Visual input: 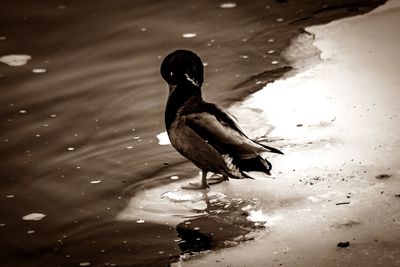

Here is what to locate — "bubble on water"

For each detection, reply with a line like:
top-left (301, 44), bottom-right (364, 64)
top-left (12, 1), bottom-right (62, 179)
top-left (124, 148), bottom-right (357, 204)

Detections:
top-left (158, 251), bottom-right (164, 254)
top-left (0, 55), bottom-right (31, 66)
top-left (276, 18), bottom-right (284, 22)
top-left (220, 2), bottom-right (237, 8)
top-left (271, 60), bottom-right (279, 65)
top-left (50, 114), bottom-right (57, 118)
top-left (268, 50), bottom-right (275, 54)
top-left (239, 55), bottom-right (248, 59)
top-left (67, 147), bottom-right (75, 151)
top-left (6, 195), bottom-right (14, 198)
top-left (136, 219), bottom-right (145, 224)
top-left (90, 180), bottom-right (101, 184)
top-left (19, 110), bottom-right (27, 114)
top-left (0, 36), bottom-right (6, 41)
top-left (79, 262), bottom-right (91, 267)
top-left (268, 38), bottom-right (275, 43)
top-left (170, 175), bottom-right (179, 180)
top-left (0, 223), bottom-right (5, 227)
top-left (126, 146), bottom-right (133, 149)
top-left (182, 33), bottom-right (197, 38)
top-left (22, 213), bottom-right (46, 221)
top-left (27, 230), bottom-right (35, 234)
top-left (140, 27), bottom-right (147, 32)
top-left (32, 68), bottom-right (46, 74)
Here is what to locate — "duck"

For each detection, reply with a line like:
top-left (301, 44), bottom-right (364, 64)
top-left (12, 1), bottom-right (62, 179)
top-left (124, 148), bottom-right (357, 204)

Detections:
top-left (160, 49), bottom-right (283, 189)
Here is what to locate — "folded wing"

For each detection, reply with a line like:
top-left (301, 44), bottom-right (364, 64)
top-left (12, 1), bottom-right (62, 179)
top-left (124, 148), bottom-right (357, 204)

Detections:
top-left (184, 104), bottom-right (282, 159)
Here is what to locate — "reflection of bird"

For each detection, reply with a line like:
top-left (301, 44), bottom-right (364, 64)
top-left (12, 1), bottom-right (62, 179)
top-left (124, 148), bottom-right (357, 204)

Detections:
top-left (161, 50), bottom-right (283, 189)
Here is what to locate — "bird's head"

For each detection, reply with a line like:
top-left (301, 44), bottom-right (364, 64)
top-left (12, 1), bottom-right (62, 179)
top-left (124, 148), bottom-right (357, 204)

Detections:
top-left (160, 50), bottom-right (204, 90)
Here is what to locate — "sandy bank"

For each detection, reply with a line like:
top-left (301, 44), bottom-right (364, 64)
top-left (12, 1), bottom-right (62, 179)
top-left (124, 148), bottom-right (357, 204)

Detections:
top-left (175, 1), bottom-right (400, 266)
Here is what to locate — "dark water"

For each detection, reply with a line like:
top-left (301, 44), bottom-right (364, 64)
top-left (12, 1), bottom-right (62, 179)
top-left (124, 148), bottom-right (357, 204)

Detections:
top-left (0, 0), bottom-right (385, 266)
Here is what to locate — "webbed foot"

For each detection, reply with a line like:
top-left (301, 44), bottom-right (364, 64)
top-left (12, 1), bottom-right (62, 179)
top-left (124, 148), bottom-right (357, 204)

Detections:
top-left (181, 182), bottom-right (209, 190)
top-left (207, 174), bottom-right (229, 185)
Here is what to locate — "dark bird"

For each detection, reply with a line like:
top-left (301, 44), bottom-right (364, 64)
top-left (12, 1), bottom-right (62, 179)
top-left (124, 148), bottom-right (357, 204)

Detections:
top-left (161, 50), bottom-right (283, 189)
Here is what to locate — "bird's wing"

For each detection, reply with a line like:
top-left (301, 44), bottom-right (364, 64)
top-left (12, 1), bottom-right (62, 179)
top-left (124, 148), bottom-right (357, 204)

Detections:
top-left (184, 107), bottom-right (266, 159)
top-left (206, 104), bottom-right (284, 155)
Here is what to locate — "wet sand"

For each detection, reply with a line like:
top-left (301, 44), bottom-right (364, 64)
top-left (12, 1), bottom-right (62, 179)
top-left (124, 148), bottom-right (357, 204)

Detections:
top-left (174, 1), bottom-right (400, 266)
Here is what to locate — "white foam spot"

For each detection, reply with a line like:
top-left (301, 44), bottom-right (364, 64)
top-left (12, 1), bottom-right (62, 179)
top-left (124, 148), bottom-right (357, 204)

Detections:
top-left (6, 195), bottom-right (14, 198)
top-left (90, 180), bottom-right (101, 184)
top-left (182, 33), bottom-right (197, 38)
top-left (19, 110), bottom-right (27, 114)
top-left (67, 147), bottom-right (75, 151)
top-left (0, 55), bottom-right (31, 66)
top-left (220, 2), bottom-right (237, 8)
top-left (79, 262), bottom-right (91, 266)
top-left (247, 210), bottom-right (268, 223)
top-left (27, 230), bottom-right (35, 234)
top-left (22, 213), bottom-right (46, 221)
top-left (156, 131), bottom-right (170, 145)
top-left (32, 68), bottom-right (46, 74)
top-left (170, 175), bottom-right (179, 180)
top-left (136, 219), bottom-right (145, 224)
top-left (271, 60), bottom-right (279, 65)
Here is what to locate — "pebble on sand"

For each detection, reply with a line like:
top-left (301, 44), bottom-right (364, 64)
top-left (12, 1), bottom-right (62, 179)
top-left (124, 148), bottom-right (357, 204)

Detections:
top-left (337, 241), bottom-right (350, 248)
top-left (375, 174), bottom-right (391, 179)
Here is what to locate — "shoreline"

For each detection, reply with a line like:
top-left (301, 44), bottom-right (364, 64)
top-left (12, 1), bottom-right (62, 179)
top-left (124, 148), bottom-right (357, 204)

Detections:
top-left (172, 1), bottom-right (400, 266)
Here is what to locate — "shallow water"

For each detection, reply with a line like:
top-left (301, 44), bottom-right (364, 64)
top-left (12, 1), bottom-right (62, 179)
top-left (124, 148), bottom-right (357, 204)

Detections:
top-left (0, 0), bottom-right (384, 266)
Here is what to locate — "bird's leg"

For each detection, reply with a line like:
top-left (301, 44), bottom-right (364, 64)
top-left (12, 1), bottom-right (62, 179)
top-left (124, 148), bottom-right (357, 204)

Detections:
top-left (207, 173), bottom-right (229, 185)
top-left (182, 170), bottom-right (210, 190)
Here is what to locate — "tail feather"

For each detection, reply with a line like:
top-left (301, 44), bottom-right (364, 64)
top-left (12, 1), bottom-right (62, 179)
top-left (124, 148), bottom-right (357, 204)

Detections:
top-left (232, 155), bottom-right (272, 177)
top-left (256, 141), bottom-right (284, 155)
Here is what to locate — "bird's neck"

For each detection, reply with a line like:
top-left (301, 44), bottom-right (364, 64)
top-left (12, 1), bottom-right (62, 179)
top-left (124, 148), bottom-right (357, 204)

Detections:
top-left (165, 84), bottom-right (202, 130)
